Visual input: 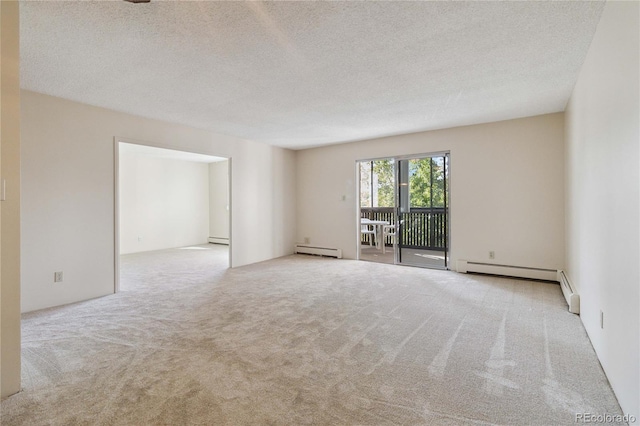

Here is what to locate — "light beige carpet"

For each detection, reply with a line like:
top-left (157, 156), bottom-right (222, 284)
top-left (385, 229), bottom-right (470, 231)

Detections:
top-left (1, 244), bottom-right (624, 425)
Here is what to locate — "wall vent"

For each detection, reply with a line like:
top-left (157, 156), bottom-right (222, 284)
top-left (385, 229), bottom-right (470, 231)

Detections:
top-left (294, 245), bottom-right (342, 259)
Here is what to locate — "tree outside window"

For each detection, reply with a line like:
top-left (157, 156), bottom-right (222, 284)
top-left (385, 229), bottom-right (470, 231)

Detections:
top-left (360, 160), bottom-right (394, 208)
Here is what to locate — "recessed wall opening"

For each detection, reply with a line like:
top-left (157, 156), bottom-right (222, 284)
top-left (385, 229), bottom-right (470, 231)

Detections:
top-left (115, 140), bottom-right (231, 291)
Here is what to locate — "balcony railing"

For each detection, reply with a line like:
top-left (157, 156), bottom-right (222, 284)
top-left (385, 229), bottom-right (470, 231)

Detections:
top-left (360, 207), bottom-right (448, 251)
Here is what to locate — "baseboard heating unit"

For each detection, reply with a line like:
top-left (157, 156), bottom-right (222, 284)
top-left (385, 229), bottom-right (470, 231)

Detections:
top-left (294, 245), bottom-right (342, 259)
top-left (557, 270), bottom-right (580, 314)
top-left (457, 260), bottom-right (580, 314)
top-left (208, 237), bottom-right (229, 245)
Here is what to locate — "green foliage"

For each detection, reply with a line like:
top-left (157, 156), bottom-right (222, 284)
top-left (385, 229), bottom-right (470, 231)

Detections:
top-left (373, 159), bottom-right (394, 207)
top-left (359, 162), bottom-right (372, 207)
top-left (360, 156), bottom-right (447, 209)
top-left (408, 157), bottom-right (446, 208)
top-left (359, 160), bottom-right (395, 207)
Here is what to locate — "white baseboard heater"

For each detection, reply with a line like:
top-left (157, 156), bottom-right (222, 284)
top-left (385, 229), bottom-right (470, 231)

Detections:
top-left (208, 237), bottom-right (229, 245)
top-left (457, 260), bottom-right (580, 314)
top-left (557, 270), bottom-right (580, 314)
top-left (456, 260), bottom-right (557, 281)
top-left (294, 245), bottom-right (342, 259)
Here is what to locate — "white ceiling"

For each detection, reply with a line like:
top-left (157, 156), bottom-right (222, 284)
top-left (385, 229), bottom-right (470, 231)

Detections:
top-left (20, 1), bottom-right (605, 150)
top-left (119, 142), bottom-right (226, 163)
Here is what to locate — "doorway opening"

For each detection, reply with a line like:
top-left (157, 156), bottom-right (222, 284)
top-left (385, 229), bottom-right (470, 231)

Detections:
top-left (114, 139), bottom-right (231, 291)
top-left (358, 152), bottom-right (450, 269)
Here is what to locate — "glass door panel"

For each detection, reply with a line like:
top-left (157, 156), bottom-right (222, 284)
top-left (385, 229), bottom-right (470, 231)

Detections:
top-left (396, 154), bottom-right (449, 269)
top-left (358, 159), bottom-right (396, 264)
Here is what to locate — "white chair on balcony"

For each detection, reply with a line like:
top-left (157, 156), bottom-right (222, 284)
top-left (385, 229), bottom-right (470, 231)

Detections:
top-left (361, 223), bottom-right (377, 247)
top-left (382, 224), bottom-right (397, 254)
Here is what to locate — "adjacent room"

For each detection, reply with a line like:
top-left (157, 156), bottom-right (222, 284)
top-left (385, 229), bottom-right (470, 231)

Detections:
top-left (1, 1), bottom-right (637, 425)
top-left (117, 142), bottom-right (230, 285)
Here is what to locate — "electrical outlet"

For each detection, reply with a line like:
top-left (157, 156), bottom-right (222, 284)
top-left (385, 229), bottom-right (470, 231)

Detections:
top-left (304, 237), bottom-right (310, 244)
top-left (489, 251), bottom-right (495, 259)
top-left (54, 271), bottom-right (63, 283)
top-left (600, 310), bottom-right (604, 329)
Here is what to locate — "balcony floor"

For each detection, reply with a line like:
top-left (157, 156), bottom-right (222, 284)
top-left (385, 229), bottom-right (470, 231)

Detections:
top-left (360, 244), bottom-right (447, 269)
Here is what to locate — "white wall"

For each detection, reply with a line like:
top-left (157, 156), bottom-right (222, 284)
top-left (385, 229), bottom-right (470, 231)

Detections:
top-left (209, 160), bottom-right (230, 242)
top-left (565, 0), bottom-right (639, 419)
top-left (21, 90), bottom-right (296, 313)
top-left (1, 0), bottom-right (22, 399)
top-left (296, 113), bottom-right (565, 270)
top-left (119, 151), bottom-right (210, 254)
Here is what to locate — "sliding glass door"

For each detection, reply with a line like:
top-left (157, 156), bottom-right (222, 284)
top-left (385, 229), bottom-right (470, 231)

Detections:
top-left (358, 152), bottom-right (449, 269)
top-left (358, 159), bottom-right (395, 264)
top-left (395, 154), bottom-right (449, 269)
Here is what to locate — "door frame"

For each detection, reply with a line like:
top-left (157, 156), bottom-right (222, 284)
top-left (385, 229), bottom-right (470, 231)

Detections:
top-left (355, 156), bottom-right (397, 262)
top-left (113, 136), bottom-right (232, 292)
top-left (356, 151), bottom-right (451, 269)
top-left (394, 151), bottom-right (450, 270)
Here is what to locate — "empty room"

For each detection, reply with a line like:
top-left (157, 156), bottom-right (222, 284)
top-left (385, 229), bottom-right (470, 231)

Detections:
top-left (1, 1), bottom-right (638, 425)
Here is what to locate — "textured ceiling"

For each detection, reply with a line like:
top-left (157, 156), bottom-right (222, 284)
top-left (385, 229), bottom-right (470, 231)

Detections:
top-left (20, 1), bottom-right (605, 149)
top-left (119, 142), bottom-right (226, 163)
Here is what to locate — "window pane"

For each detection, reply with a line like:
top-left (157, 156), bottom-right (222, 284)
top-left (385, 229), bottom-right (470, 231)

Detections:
top-left (372, 159), bottom-right (394, 207)
top-left (359, 161), bottom-right (372, 208)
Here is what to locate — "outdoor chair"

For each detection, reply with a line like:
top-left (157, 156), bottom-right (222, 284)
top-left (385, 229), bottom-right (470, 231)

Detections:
top-left (382, 224), bottom-right (396, 254)
top-left (361, 223), bottom-right (376, 247)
